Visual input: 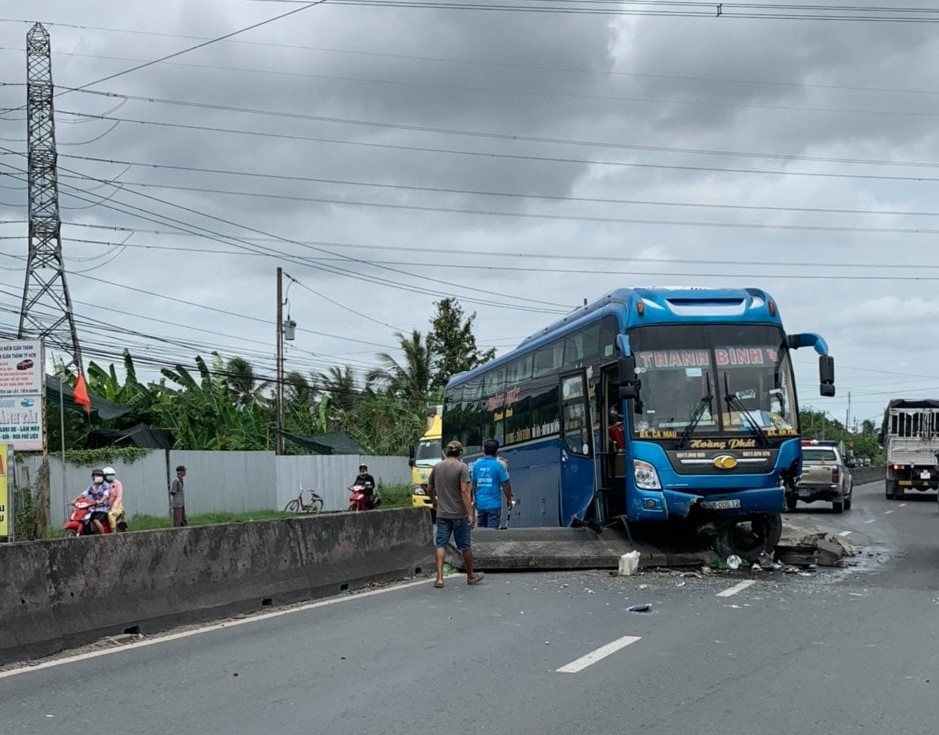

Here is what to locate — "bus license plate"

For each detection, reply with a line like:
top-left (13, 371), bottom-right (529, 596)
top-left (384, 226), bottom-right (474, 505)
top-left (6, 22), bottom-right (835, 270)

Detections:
top-left (701, 499), bottom-right (741, 510)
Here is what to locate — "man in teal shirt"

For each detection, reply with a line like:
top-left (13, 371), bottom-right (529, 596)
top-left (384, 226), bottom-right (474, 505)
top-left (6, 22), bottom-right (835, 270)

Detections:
top-left (471, 438), bottom-right (513, 529)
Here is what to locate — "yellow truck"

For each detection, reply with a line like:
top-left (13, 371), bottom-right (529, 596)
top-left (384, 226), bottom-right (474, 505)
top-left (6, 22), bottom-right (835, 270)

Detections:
top-left (408, 413), bottom-right (442, 508)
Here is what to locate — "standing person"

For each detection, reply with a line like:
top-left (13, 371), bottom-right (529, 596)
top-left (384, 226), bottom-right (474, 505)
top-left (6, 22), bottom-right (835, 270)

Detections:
top-left (102, 466), bottom-right (127, 532)
top-left (471, 438), bottom-right (513, 529)
top-left (427, 440), bottom-right (483, 588)
top-left (170, 465), bottom-right (187, 527)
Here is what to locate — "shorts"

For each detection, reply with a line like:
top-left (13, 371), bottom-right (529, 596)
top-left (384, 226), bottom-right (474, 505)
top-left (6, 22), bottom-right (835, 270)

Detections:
top-left (435, 517), bottom-right (472, 551)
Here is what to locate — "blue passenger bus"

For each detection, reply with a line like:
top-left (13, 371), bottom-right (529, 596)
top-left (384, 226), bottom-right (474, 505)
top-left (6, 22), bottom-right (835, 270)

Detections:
top-left (443, 287), bottom-right (835, 560)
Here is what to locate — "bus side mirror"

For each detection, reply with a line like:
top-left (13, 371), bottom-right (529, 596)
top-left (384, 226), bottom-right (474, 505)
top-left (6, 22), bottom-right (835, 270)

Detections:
top-left (408, 446), bottom-right (415, 466)
top-left (618, 355), bottom-right (639, 400)
top-left (819, 355), bottom-right (835, 397)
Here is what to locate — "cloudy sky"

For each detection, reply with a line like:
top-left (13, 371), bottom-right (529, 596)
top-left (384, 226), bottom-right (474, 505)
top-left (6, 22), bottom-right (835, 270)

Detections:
top-left (2, 0), bottom-right (939, 429)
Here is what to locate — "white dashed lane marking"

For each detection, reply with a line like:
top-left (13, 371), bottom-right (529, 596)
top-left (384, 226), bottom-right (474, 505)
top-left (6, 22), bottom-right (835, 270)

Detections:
top-left (716, 580), bottom-right (756, 598)
top-left (864, 519), bottom-right (876, 524)
top-left (556, 635), bottom-right (642, 673)
top-left (838, 531), bottom-right (852, 537)
top-left (885, 510), bottom-right (894, 515)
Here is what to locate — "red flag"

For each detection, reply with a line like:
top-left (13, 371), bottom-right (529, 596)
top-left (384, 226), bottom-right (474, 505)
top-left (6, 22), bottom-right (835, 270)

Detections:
top-left (73, 373), bottom-right (92, 414)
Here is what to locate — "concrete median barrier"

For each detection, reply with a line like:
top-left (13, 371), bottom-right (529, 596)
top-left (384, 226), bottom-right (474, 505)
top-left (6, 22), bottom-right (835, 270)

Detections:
top-left (0, 508), bottom-right (434, 665)
top-left (851, 466), bottom-right (884, 486)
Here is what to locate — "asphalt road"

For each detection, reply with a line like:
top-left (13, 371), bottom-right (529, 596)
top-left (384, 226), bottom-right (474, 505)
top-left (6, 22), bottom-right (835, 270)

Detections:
top-left (2, 480), bottom-right (938, 735)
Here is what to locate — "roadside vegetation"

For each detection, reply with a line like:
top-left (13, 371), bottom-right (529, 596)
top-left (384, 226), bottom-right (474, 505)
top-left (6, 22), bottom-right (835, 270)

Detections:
top-left (45, 298), bottom-right (491, 456)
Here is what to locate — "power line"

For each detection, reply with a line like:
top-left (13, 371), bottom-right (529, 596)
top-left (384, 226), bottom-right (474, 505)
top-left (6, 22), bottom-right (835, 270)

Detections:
top-left (56, 173), bottom-right (939, 236)
top-left (61, 92), bottom-right (939, 169)
top-left (174, 0), bottom-right (939, 24)
top-left (51, 230), bottom-right (939, 272)
top-left (2, 155), bottom-right (571, 313)
top-left (55, 110), bottom-right (939, 185)
top-left (8, 16), bottom-right (939, 99)
top-left (58, 153), bottom-right (939, 219)
top-left (33, 237), bottom-right (939, 280)
top-left (61, 74), bottom-right (939, 123)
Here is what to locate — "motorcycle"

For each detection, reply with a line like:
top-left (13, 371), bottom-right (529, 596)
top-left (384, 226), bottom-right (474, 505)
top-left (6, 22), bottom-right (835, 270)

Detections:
top-left (61, 496), bottom-right (113, 537)
top-left (348, 481), bottom-right (380, 512)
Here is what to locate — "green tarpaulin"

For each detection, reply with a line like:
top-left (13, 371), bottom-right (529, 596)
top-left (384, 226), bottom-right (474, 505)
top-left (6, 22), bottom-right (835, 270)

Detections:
top-left (45, 376), bottom-right (132, 421)
top-left (279, 430), bottom-right (367, 455)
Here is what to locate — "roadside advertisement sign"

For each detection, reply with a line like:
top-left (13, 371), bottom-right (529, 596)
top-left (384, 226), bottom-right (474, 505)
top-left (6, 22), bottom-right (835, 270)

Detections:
top-left (0, 340), bottom-right (44, 451)
top-left (0, 442), bottom-right (9, 539)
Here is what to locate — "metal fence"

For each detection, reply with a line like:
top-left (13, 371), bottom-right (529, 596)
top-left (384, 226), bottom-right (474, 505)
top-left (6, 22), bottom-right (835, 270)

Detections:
top-left (17, 451), bottom-right (410, 527)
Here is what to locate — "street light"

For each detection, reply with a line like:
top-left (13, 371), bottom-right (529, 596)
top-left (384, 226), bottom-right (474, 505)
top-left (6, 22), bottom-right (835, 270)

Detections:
top-left (276, 268), bottom-right (296, 455)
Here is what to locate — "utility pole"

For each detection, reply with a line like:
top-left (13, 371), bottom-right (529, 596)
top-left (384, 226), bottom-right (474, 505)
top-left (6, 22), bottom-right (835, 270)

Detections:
top-left (275, 267), bottom-right (297, 455)
top-left (845, 391), bottom-right (852, 434)
top-left (19, 23), bottom-right (82, 367)
top-left (276, 267), bottom-right (284, 455)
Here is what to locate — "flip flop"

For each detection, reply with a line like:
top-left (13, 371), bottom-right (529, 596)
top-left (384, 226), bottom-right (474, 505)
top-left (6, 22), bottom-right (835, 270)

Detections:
top-left (467, 573), bottom-right (485, 585)
top-left (434, 580), bottom-right (444, 588)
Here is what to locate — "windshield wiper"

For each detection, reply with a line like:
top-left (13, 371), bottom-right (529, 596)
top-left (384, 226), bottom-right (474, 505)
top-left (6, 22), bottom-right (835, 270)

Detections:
top-left (676, 373), bottom-right (713, 449)
top-left (723, 372), bottom-right (769, 447)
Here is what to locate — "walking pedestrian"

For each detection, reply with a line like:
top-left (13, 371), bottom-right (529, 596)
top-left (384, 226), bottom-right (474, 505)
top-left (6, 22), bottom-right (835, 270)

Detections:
top-left (170, 465), bottom-right (188, 527)
top-left (471, 438), bottom-right (512, 529)
top-left (427, 440), bottom-right (483, 588)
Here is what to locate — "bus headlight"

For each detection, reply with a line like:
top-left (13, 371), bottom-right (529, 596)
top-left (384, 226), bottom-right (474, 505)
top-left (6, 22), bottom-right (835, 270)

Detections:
top-left (412, 485), bottom-right (426, 495)
top-left (633, 460), bottom-right (662, 490)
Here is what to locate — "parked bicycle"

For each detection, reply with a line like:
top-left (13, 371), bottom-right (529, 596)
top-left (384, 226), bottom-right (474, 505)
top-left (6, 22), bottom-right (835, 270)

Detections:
top-left (283, 483), bottom-right (324, 513)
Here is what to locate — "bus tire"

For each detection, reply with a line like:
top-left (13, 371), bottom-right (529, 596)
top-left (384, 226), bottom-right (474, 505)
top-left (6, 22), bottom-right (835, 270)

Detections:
top-left (712, 513), bottom-right (782, 563)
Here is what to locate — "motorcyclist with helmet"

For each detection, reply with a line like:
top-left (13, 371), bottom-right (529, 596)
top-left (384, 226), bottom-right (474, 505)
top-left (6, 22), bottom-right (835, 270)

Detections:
top-left (352, 464), bottom-right (377, 509)
top-left (81, 468), bottom-right (112, 535)
top-left (102, 466), bottom-right (127, 532)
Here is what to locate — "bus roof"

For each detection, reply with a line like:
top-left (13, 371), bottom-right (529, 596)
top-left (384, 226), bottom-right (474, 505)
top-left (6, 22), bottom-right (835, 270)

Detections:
top-left (447, 286), bottom-right (782, 389)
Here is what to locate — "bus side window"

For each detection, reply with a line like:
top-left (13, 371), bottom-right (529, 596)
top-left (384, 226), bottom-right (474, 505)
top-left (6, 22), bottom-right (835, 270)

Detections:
top-left (445, 386), bottom-right (463, 445)
top-left (564, 323), bottom-right (599, 369)
top-left (599, 316), bottom-right (617, 359)
top-left (533, 341), bottom-right (563, 378)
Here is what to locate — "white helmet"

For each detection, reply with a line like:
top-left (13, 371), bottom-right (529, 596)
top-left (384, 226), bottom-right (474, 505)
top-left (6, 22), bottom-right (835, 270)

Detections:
top-left (102, 466), bottom-right (116, 478)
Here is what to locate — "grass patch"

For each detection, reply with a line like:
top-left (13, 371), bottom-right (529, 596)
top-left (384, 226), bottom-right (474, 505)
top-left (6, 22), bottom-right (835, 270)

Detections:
top-left (126, 495), bottom-right (418, 531)
top-left (379, 482), bottom-right (413, 509)
top-left (128, 510), bottom-right (293, 531)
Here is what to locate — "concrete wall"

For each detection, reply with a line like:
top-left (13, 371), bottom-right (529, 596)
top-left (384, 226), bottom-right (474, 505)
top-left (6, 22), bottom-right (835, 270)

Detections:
top-left (0, 507), bottom-right (434, 665)
top-left (17, 452), bottom-right (410, 526)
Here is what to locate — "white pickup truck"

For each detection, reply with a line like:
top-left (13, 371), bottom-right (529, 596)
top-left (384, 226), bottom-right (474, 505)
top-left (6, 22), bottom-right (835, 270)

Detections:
top-left (787, 439), bottom-right (853, 513)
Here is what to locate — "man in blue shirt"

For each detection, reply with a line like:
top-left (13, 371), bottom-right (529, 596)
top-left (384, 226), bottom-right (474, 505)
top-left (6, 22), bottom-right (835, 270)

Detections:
top-left (471, 438), bottom-right (513, 529)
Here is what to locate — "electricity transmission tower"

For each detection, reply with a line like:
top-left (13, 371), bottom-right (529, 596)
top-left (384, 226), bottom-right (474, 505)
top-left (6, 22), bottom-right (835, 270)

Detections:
top-left (19, 22), bottom-right (82, 369)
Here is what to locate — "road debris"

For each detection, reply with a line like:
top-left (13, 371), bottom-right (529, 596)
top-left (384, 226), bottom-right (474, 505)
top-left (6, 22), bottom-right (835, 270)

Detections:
top-left (618, 550), bottom-right (640, 576)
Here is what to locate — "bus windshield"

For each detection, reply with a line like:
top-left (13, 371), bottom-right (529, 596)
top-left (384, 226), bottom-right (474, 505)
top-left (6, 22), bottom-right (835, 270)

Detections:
top-left (629, 324), bottom-right (798, 437)
top-left (414, 439), bottom-right (442, 464)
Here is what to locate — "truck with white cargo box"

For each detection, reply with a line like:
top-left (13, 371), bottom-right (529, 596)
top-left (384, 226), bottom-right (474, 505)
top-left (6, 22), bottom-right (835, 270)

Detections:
top-left (880, 399), bottom-right (939, 499)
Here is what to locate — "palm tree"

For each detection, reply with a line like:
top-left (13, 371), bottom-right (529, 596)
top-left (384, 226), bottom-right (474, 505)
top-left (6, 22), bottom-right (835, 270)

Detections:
top-left (316, 365), bottom-right (361, 417)
top-left (225, 356), bottom-right (267, 408)
top-left (368, 330), bottom-right (433, 409)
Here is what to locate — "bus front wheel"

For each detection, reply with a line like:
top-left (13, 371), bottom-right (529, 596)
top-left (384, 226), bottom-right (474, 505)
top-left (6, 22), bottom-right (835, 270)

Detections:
top-left (710, 513), bottom-right (782, 563)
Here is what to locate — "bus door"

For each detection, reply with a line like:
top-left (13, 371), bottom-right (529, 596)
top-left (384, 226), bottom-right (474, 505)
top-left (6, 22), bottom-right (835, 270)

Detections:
top-left (598, 364), bottom-right (627, 519)
top-left (559, 370), bottom-right (595, 526)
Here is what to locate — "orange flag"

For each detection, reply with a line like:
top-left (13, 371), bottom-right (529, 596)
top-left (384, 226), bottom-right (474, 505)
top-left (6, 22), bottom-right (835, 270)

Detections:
top-left (73, 373), bottom-right (92, 415)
